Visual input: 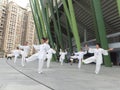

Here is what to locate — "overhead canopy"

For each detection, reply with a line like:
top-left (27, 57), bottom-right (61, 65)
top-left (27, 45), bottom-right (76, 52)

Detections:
top-left (59, 0), bottom-right (120, 43)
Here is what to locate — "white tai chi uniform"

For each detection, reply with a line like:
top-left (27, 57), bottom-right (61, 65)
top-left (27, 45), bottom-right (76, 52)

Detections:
top-left (59, 51), bottom-right (67, 65)
top-left (71, 51), bottom-right (87, 69)
top-left (33, 45), bottom-right (40, 52)
top-left (38, 43), bottom-right (50, 73)
top-left (11, 50), bottom-right (21, 63)
top-left (46, 48), bottom-right (56, 68)
top-left (83, 48), bottom-right (108, 74)
top-left (26, 45), bottom-right (41, 62)
top-left (26, 44), bottom-right (50, 73)
top-left (19, 45), bottom-right (30, 66)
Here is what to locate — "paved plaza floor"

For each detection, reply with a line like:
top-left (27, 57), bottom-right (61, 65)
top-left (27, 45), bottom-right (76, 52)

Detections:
top-left (0, 58), bottom-right (120, 90)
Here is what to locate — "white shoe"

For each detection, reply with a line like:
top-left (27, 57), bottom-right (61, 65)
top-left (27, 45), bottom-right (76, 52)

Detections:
top-left (38, 71), bottom-right (43, 74)
top-left (47, 67), bottom-right (49, 69)
top-left (95, 71), bottom-right (99, 74)
top-left (22, 64), bottom-right (24, 67)
top-left (25, 58), bottom-right (27, 63)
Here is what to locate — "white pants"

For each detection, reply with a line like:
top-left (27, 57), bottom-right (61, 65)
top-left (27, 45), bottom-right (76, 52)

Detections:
top-left (83, 56), bottom-right (102, 74)
top-left (26, 53), bottom-right (39, 62)
top-left (21, 51), bottom-right (28, 66)
top-left (78, 59), bottom-right (82, 69)
top-left (59, 57), bottom-right (64, 65)
top-left (46, 54), bottom-right (52, 68)
top-left (38, 52), bottom-right (46, 73)
top-left (14, 55), bottom-right (19, 63)
top-left (38, 59), bottom-right (44, 73)
top-left (47, 58), bottom-right (52, 68)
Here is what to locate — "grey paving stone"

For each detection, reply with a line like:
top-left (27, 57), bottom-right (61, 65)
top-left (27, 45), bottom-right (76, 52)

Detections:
top-left (1, 58), bottom-right (120, 90)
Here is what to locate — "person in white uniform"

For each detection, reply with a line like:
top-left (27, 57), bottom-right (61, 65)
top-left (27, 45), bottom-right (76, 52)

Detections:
top-left (33, 44), bottom-right (41, 52)
top-left (26, 38), bottom-right (50, 74)
top-left (19, 42), bottom-right (30, 66)
top-left (59, 49), bottom-right (67, 65)
top-left (46, 48), bottom-right (56, 68)
top-left (38, 38), bottom-right (50, 73)
top-left (11, 47), bottom-right (21, 63)
top-left (70, 48), bottom-right (87, 69)
top-left (83, 43), bottom-right (113, 74)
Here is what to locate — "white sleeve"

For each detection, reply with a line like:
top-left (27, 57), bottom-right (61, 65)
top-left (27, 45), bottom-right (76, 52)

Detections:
top-left (46, 44), bottom-right (50, 51)
top-left (33, 45), bottom-right (40, 51)
top-left (102, 49), bottom-right (108, 55)
top-left (65, 51), bottom-right (67, 55)
top-left (74, 52), bottom-right (79, 55)
top-left (88, 48), bottom-right (95, 53)
top-left (19, 45), bottom-right (25, 49)
top-left (18, 50), bottom-right (22, 54)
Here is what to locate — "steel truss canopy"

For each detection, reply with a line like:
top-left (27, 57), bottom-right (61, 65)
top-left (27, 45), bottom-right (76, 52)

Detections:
top-left (59, 0), bottom-right (120, 44)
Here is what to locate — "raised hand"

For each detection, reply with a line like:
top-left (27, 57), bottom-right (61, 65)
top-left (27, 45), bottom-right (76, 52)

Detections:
top-left (108, 48), bottom-right (114, 51)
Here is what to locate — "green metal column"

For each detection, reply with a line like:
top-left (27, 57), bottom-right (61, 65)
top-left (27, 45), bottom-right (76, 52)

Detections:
top-left (90, 0), bottom-right (100, 43)
top-left (91, 0), bottom-right (112, 67)
top-left (55, 0), bottom-right (64, 49)
top-left (65, 15), bottom-right (73, 53)
top-left (39, 0), bottom-right (54, 48)
top-left (29, 0), bottom-right (43, 42)
top-left (48, 0), bottom-right (64, 50)
top-left (62, 0), bottom-right (81, 51)
top-left (35, 0), bottom-right (47, 37)
top-left (117, 0), bottom-right (120, 15)
top-left (68, 0), bottom-right (81, 51)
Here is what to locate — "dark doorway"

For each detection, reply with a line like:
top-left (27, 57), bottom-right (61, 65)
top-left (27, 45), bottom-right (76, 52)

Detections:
top-left (110, 52), bottom-right (117, 65)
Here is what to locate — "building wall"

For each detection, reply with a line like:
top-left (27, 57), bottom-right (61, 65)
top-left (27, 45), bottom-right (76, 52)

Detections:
top-left (0, 0), bottom-right (8, 57)
top-left (25, 11), bottom-right (37, 54)
top-left (3, 2), bottom-right (26, 52)
top-left (26, 11), bottom-right (35, 46)
top-left (0, 2), bottom-right (7, 51)
top-left (2, 1), bottom-right (39, 55)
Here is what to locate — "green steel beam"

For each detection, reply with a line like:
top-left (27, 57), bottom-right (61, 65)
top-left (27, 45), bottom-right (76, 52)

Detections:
top-left (91, 0), bottom-right (112, 67)
top-left (67, 0), bottom-right (81, 51)
top-left (29, 0), bottom-right (42, 42)
top-left (48, 0), bottom-right (63, 49)
top-left (62, 0), bottom-right (81, 51)
top-left (29, 0), bottom-right (40, 40)
top-left (117, 0), bottom-right (120, 15)
top-left (33, 0), bottom-right (44, 37)
top-left (45, 3), bottom-right (50, 36)
top-left (39, 0), bottom-right (54, 48)
top-left (55, 0), bottom-right (64, 49)
top-left (65, 15), bottom-right (73, 53)
top-left (35, 0), bottom-right (47, 37)
top-left (90, 0), bottom-right (100, 43)
top-left (61, 0), bottom-right (72, 27)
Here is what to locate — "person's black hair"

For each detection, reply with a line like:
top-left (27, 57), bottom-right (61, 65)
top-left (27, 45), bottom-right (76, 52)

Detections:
top-left (42, 37), bottom-right (46, 40)
top-left (16, 47), bottom-right (19, 49)
top-left (84, 43), bottom-right (88, 47)
top-left (96, 43), bottom-right (101, 47)
top-left (41, 37), bottom-right (48, 42)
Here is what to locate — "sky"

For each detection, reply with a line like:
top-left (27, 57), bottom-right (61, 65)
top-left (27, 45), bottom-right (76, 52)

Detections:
top-left (9, 0), bottom-right (29, 8)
